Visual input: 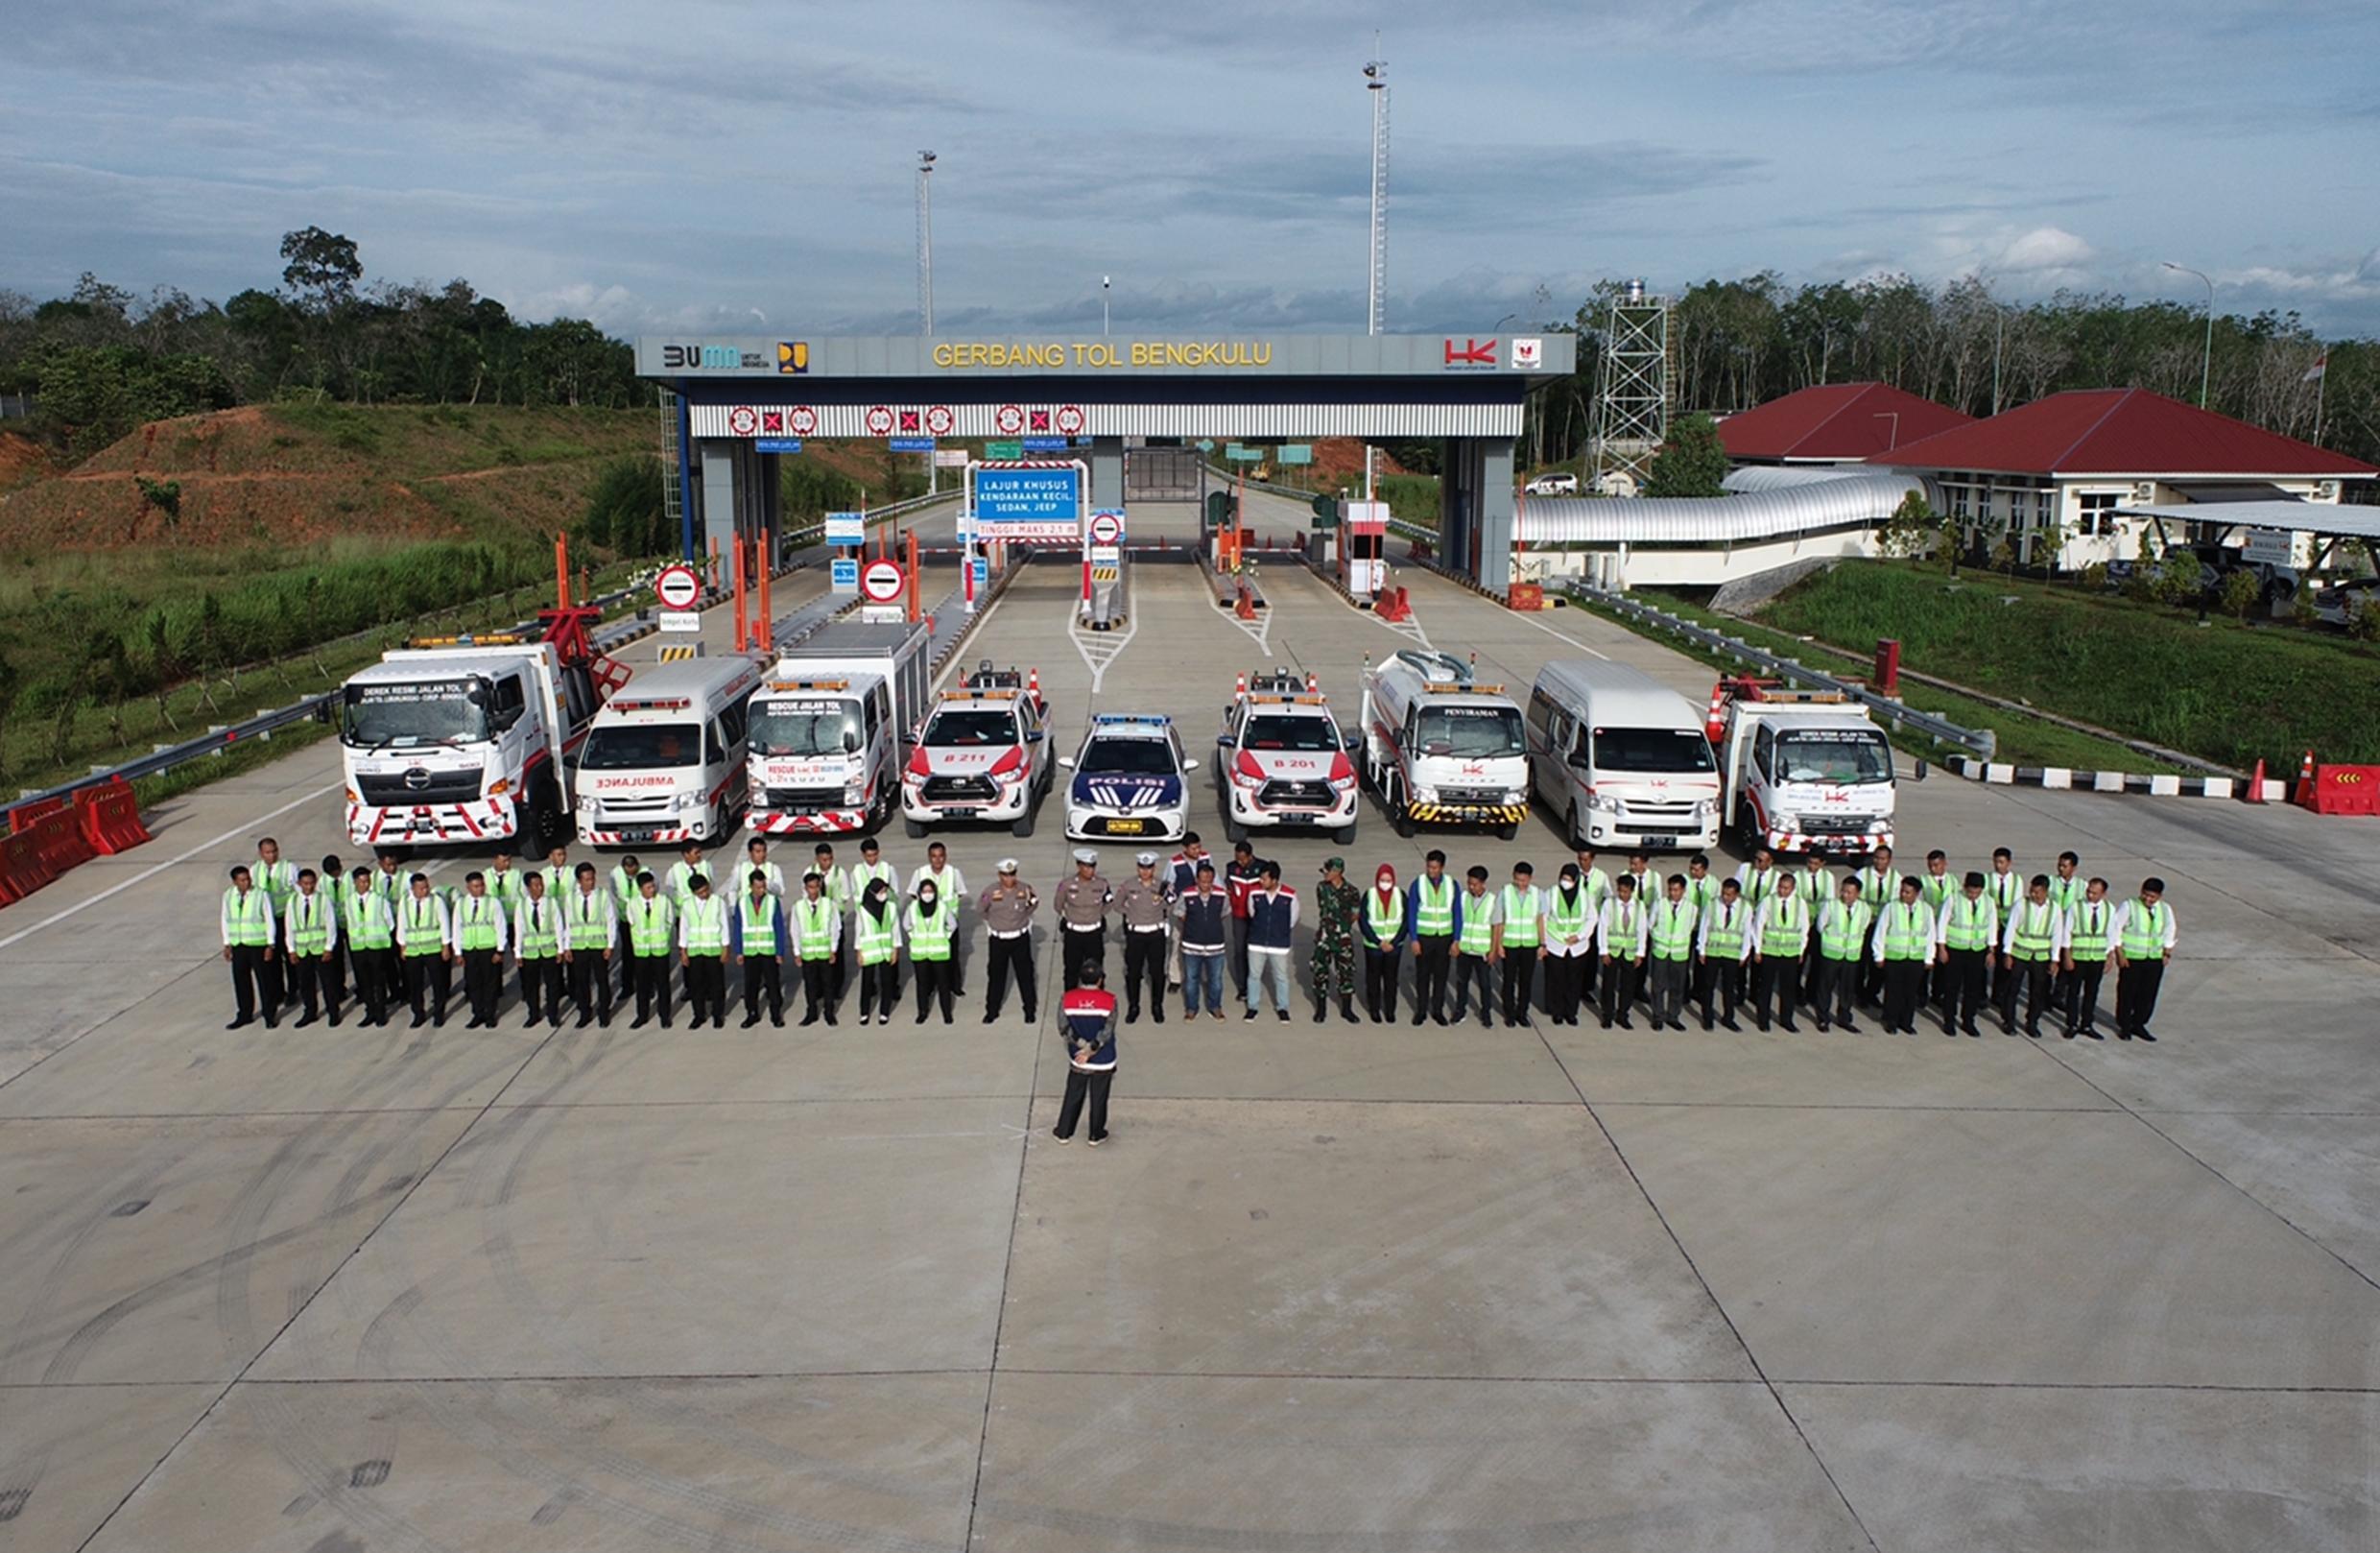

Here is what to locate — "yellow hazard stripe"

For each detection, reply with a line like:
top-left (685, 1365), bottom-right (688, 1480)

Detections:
top-left (657, 644), bottom-right (699, 662)
top-left (1408, 804), bottom-right (1528, 824)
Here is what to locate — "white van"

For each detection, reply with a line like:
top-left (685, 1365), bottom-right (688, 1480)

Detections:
top-left (1527, 659), bottom-right (1722, 851)
top-left (1523, 472), bottom-right (1580, 496)
top-left (572, 656), bottom-right (765, 847)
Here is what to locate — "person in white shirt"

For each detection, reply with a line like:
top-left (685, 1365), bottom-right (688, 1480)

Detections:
top-left (2109, 877), bottom-right (2179, 1043)
top-left (1997, 874), bottom-right (2068, 1037)
top-left (1569, 848), bottom-right (1614, 1006)
top-left (2059, 876), bottom-right (2118, 1039)
top-left (220, 864), bottom-right (279, 1030)
top-left (1749, 872), bottom-right (1812, 1033)
top-left (1932, 871), bottom-right (1999, 1038)
top-left (1695, 877), bottom-right (1752, 1032)
top-left (1539, 863), bottom-right (1599, 1028)
top-left (811, 842), bottom-right (853, 1001)
top-left (449, 872), bottom-right (512, 1030)
top-left (282, 868), bottom-right (343, 1028)
top-left (742, 837), bottom-right (787, 898)
top-left (850, 835), bottom-right (899, 894)
top-left (1596, 874), bottom-right (1650, 1029)
top-left (396, 873), bottom-right (455, 1029)
top-left (791, 871), bottom-right (845, 1026)
top-left (664, 842), bottom-right (711, 904)
top-left (907, 841), bottom-right (970, 993)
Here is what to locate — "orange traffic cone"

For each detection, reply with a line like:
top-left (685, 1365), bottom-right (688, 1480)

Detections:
top-left (2246, 757), bottom-right (2267, 803)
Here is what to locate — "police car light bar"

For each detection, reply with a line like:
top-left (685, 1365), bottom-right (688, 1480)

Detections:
top-left (941, 686), bottom-right (1021, 700)
top-left (766, 679), bottom-right (850, 692)
top-left (1248, 693), bottom-right (1329, 705)
top-left (1420, 681), bottom-right (1508, 696)
top-left (406, 633), bottom-right (529, 649)
top-left (1091, 713), bottom-right (1173, 726)
top-left (610, 697), bottom-right (692, 711)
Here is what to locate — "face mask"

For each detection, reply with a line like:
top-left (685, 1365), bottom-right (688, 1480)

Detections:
top-left (919, 889), bottom-right (938, 908)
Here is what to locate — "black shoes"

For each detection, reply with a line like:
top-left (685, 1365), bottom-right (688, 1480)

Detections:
top-left (1276, 1009), bottom-right (1290, 1022)
top-left (1245, 1008), bottom-right (1259, 1021)
top-left (743, 1013), bottom-right (761, 1029)
top-left (631, 1015), bottom-right (650, 1030)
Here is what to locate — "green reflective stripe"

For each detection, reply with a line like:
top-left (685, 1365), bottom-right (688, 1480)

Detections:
top-left (567, 892), bottom-right (611, 949)
top-left (1365, 890), bottom-right (1404, 939)
top-left (739, 896), bottom-right (779, 957)
top-left (794, 899), bottom-right (836, 960)
top-left (2069, 902), bottom-right (2109, 962)
top-left (2121, 900), bottom-right (2168, 961)
top-left (854, 911), bottom-right (896, 966)
top-left (517, 899), bottom-right (559, 957)
top-left (287, 896), bottom-right (332, 954)
top-left (1943, 896), bottom-right (1992, 951)
top-left (458, 897), bottom-right (501, 951)
top-left (400, 897), bottom-right (444, 954)
top-left (1702, 901), bottom-right (1747, 957)
top-left (1606, 901), bottom-right (1640, 960)
top-left (1650, 901), bottom-right (1695, 960)
top-left (682, 898), bottom-right (728, 955)
top-left (1458, 896), bottom-right (1495, 955)
top-left (1499, 886), bottom-right (1541, 947)
top-left (2010, 900), bottom-right (2057, 962)
top-left (1415, 877), bottom-right (1455, 935)
top-left (630, 898), bottom-right (675, 955)
top-left (1760, 896), bottom-right (1807, 956)
top-left (223, 889), bottom-right (273, 946)
top-left (1880, 902), bottom-right (1929, 960)
top-left (345, 896), bottom-right (393, 950)
top-left (909, 901), bottom-right (955, 961)
top-left (1819, 902), bottom-right (1872, 960)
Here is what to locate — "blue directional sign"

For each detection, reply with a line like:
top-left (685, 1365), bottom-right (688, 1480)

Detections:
top-left (753, 438), bottom-right (803, 455)
top-left (829, 558), bottom-right (860, 593)
top-left (1020, 436), bottom-right (1069, 452)
top-left (971, 558), bottom-right (988, 586)
top-left (887, 437), bottom-right (936, 453)
top-left (972, 466), bottom-right (1082, 530)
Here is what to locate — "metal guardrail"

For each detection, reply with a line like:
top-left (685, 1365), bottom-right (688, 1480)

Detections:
top-left (1556, 580), bottom-right (1998, 761)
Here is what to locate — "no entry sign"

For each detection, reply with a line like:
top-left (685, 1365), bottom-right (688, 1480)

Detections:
top-left (859, 559), bottom-right (907, 604)
top-left (654, 564), bottom-right (702, 611)
top-left (1087, 511), bottom-right (1124, 545)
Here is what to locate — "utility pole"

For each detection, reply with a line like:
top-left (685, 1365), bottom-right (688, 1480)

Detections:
top-left (916, 151), bottom-right (937, 337)
top-left (2162, 260), bottom-right (2214, 409)
top-left (1363, 39), bottom-right (1389, 502)
top-left (1102, 275), bottom-right (1110, 337)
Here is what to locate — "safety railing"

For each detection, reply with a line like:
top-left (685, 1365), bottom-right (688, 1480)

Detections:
top-left (1555, 580), bottom-right (1998, 761)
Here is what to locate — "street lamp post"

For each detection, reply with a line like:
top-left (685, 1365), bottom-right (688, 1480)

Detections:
top-left (2162, 260), bottom-right (2214, 410)
top-left (1102, 275), bottom-right (1110, 337)
top-left (916, 152), bottom-right (937, 337)
top-left (1363, 42), bottom-right (1389, 502)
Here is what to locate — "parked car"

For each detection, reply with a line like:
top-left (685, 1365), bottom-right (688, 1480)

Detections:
top-left (2311, 576), bottom-right (2380, 628)
top-left (1522, 472), bottom-right (1580, 496)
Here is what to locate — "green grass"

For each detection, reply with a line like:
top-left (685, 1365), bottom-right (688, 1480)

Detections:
top-left (1744, 561), bottom-right (2380, 768)
top-left (1565, 592), bottom-right (2182, 774)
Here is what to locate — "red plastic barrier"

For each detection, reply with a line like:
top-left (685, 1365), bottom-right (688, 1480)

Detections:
top-left (75, 776), bottom-right (153, 855)
top-left (9, 795), bottom-right (70, 835)
top-left (22, 806), bottom-right (92, 883)
top-left (2299, 764), bottom-right (2380, 816)
top-left (0, 825), bottom-right (56, 907)
top-left (1508, 583), bottom-right (1544, 612)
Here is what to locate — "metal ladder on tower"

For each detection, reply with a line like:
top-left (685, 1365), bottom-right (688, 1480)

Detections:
top-left (656, 384), bottom-right (684, 553)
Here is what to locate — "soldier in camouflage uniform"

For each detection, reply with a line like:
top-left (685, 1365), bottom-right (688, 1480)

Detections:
top-left (1310, 856), bottom-right (1362, 1024)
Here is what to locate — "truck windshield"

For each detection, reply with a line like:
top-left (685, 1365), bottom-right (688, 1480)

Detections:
top-left (922, 709), bottom-right (1016, 745)
top-left (1776, 730), bottom-right (1893, 785)
top-left (343, 679), bottom-right (488, 748)
top-left (1243, 714), bottom-right (1340, 752)
top-left (750, 700), bottom-right (863, 757)
top-left (579, 723), bottom-right (702, 769)
top-left (1080, 738), bottom-right (1176, 775)
top-left (1589, 727), bottom-right (1717, 773)
top-left (1416, 706), bottom-right (1526, 758)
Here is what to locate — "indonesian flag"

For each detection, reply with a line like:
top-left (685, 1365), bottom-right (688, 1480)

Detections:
top-left (2303, 354), bottom-right (2328, 383)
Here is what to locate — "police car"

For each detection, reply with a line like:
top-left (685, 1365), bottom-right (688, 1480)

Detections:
top-left (900, 661), bottom-right (1054, 839)
top-left (1059, 713), bottom-right (1197, 843)
top-left (1215, 668), bottom-right (1361, 847)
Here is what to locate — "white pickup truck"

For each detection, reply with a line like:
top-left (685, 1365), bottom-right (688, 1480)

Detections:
top-left (1708, 678), bottom-right (1896, 857)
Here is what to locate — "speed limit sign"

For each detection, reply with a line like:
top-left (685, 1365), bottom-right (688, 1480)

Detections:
top-left (654, 564), bottom-right (702, 611)
top-left (859, 559), bottom-right (907, 604)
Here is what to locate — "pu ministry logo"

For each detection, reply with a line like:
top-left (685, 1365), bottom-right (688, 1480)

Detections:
top-left (777, 342), bottom-right (809, 374)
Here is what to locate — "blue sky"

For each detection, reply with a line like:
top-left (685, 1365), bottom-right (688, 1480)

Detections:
top-left (4, 0), bottom-right (2376, 336)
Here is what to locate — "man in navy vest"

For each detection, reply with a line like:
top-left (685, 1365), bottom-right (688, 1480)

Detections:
top-left (1054, 962), bottom-right (1118, 1146)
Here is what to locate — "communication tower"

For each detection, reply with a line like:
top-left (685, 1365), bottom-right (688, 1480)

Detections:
top-left (1589, 277), bottom-right (1673, 491)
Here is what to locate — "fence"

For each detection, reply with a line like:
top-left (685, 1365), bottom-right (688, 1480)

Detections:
top-left (0, 394), bottom-right (32, 420)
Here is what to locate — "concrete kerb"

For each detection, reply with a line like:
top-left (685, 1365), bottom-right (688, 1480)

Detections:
top-left (1944, 755), bottom-right (2283, 802)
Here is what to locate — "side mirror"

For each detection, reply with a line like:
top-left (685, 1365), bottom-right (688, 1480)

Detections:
top-left (1215, 733), bottom-right (1233, 749)
top-left (311, 698), bottom-right (336, 727)
top-left (1058, 754), bottom-right (1076, 769)
top-left (1182, 757), bottom-right (1201, 772)
top-left (1912, 759), bottom-right (1928, 781)
top-left (842, 732), bottom-right (862, 754)
top-left (1025, 729), bottom-right (1046, 744)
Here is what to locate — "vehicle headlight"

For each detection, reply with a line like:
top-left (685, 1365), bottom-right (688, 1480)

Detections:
top-left (1413, 785), bottom-right (1440, 805)
top-left (842, 782), bottom-right (868, 805)
top-left (1585, 790), bottom-right (1620, 814)
top-left (578, 795), bottom-right (596, 814)
top-left (1503, 788), bottom-right (1527, 805)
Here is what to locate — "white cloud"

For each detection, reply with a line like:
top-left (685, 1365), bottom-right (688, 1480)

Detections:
top-left (1997, 226), bottom-right (2095, 274)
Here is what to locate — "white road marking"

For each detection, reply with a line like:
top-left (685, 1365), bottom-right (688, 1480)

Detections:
top-left (0, 780), bottom-right (344, 950)
top-left (1499, 601), bottom-right (1612, 659)
top-left (1068, 580), bottom-right (1137, 693)
top-left (930, 592), bottom-right (1010, 692)
top-left (1226, 606), bottom-right (1272, 656)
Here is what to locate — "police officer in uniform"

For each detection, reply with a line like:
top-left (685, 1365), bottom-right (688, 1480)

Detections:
top-left (1056, 848), bottom-right (1112, 992)
top-left (1115, 851), bottom-right (1173, 1024)
top-left (978, 859), bottom-right (1040, 1025)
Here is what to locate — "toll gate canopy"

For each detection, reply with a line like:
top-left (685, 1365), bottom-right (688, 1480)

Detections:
top-left (637, 333), bottom-right (1575, 592)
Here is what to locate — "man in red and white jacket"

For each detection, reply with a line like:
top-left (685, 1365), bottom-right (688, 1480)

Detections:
top-left (1224, 839), bottom-right (1263, 997)
top-left (1054, 963), bottom-right (1119, 1146)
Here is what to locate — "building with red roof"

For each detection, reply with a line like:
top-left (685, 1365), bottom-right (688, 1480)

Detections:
top-left (1868, 388), bottom-right (2374, 571)
top-left (1718, 382), bottom-right (1972, 466)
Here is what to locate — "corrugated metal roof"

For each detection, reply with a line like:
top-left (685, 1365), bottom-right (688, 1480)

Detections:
top-left (1719, 382), bottom-right (1972, 461)
top-left (689, 402), bottom-right (1518, 440)
top-left (1519, 472), bottom-right (1927, 544)
top-left (1870, 389), bottom-right (2376, 478)
top-left (2116, 500), bottom-right (2380, 539)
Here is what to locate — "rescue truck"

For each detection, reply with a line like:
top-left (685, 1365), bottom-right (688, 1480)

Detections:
top-left (1358, 650), bottom-right (1531, 840)
top-left (573, 655), bottom-right (766, 847)
top-left (1706, 677), bottom-right (1897, 856)
top-left (901, 660), bottom-right (1054, 838)
top-left (1214, 668), bottom-right (1360, 846)
top-left (746, 620), bottom-right (934, 836)
top-left (338, 609), bottom-right (624, 850)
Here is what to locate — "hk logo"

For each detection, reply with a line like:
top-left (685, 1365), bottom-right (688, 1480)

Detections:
top-left (1443, 338), bottom-right (1497, 365)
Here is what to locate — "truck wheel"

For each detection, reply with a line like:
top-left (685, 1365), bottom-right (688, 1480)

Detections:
top-left (1565, 804), bottom-right (1586, 852)
top-left (1494, 823), bottom-right (1519, 842)
top-left (903, 817), bottom-right (928, 840)
top-left (1389, 780), bottom-right (1415, 838)
top-left (1224, 812), bottom-right (1249, 847)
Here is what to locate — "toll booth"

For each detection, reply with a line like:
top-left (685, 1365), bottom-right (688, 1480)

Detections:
top-left (1341, 500), bottom-right (1389, 599)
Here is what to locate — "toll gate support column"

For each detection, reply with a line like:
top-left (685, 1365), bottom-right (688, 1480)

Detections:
top-left (699, 440), bottom-right (742, 566)
top-left (756, 448), bottom-right (784, 567)
top-left (1090, 436), bottom-right (1126, 509)
top-left (1475, 438), bottom-right (1516, 593)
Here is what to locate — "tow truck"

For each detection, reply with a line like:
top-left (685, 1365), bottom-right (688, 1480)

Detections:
top-left (901, 660), bottom-right (1054, 838)
top-left (1214, 668), bottom-right (1360, 846)
top-left (1706, 677), bottom-right (1897, 856)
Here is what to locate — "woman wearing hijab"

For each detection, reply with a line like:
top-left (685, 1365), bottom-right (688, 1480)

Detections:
top-left (1357, 863), bottom-right (1409, 1023)
top-left (1541, 863), bottom-right (1598, 1027)
top-left (852, 878), bottom-right (904, 1025)
top-left (905, 878), bottom-right (959, 1023)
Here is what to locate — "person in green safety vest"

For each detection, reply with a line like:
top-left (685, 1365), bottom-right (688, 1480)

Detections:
top-left (1812, 877), bottom-right (1872, 1033)
top-left (253, 836), bottom-right (298, 1018)
top-left (344, 865), bottom-right (396, 1027)
top-left (1998, 874), bottom-right (2067, 1038)
top-left (906, 877), bottom-right (959, 1024)
top-left (318, 853), bottom-right (352, 1009)
top-left (1933, 871), bottom-right (1998, 1038)
top-left (2059, 876), bottom-right (2116, 1040)
top-left (1493, 862), bottom-right (1543, 1028)
top-left (1408, 850), bottom-right (1460, 1026)
top-left (561, 862), bottom-right (618, 1029)
top-left (1540, 863), bottom-right (1596, 1028)
top-left (678, 872), bottom-right (731, 1030)
top-left (1450, 867), bottom-right (1500, 1029)
top-left (396, 873), bottom-right (453, 1029)
top-left (2045, 849), bottom-right (2086, 1016)
top-left (610, 852), bottom-right (645, 999)
top-left (665, 842), bottom-right (710, 905)
top-left (851, 877), bottom-right (904, 1025)
top-left (1570, 848), bottom-right (1613, 1004)
top-left (627, 872), bottom-right (678, 1029)
top-left (452, 872), bottom-right (511, 1030)
top-left (730, 867), bottom-right (789, 1028)
top-left (1749, 872), bottom-right (1809, 1033)
top-left (1695, 877), bottom-right (1750, 1032)
top-left (744, 836), bottom-right (788, 898)
top-left (371, 849), bottom-right (408, 917)
top-left (513, 870), bottom-right (565, 1029)
top-left (1358, 863), bottom-right (1408, 1022)
top-left (792, 871), bottom-right (843, 1026)
top-left (486, 848), bottom-right (524, 912)
top-left (540, 843), bottom-right (575, 904)
top-left (1796, 852), bottom-right (1836, 1014)
top-left (1984, 846), bottom-right (2021, 1010)
top-left (1870, 877), bottom-right (1934, 1035)
top-left (283, 868), bottom-right (344, 1028)
top-left (813, 842), bottom-right (853, 1001)
top-left (1646, 873), bottom-right (1698, 1031)
top-left (220, 863), bottom-right (278, 1030)
top-left (2109, 877), bottom-right (2177, 1042)
top-left (1856, 845), bottom-right (1903, 1009)
top-left (1597, 873), bottom-right (1649, 1030)
top-left (1918, 848), bottom-right (1956, 1017)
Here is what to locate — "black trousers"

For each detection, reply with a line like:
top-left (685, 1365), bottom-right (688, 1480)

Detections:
top-left (2001, 955), bottom-right (2054, 1031)
top-left (518, 955), bottom-right (562, 1022)
top-left (1699, 956), bottom-right (1745, 1026)
top-left (856, 959), bottom-right (899, 1019)
top-left (1647, 956), bottom-right (1690, 1025)
top-left (1751, 955), bottom-right (1799, 1028)
top-left (742, 955), bottom-right (783, 1019)
top-left (1363, 946), bottom-right (1401, 1019)
top-left (2115, 959), bottom-right (2165, 1035)
top-left (1598, 955), bottom-right (1641, 1025)
top-left (799, 957), bottom-right (835, 1017)
top-left (1500, 950), bottom-right (1537, 1024)
top-left (985, 935), bottom-right (1036, 1020)
top-left (1123, 930), bottom-right (1167, 1016)
top-left (402, 951), bottom-right (450, 1021)
top-left (259, 943), bottom-right (287, 1013)
top-left (461, 948), bottom-right (503, 1024)
top-left (634, 954), bottom-right (674, 1022)
top-left (2065, 957), bottom-right (2106, 1032)
top-left (684, 956), bottom-right (727, 1021)
top-left (1055, 1066), bottom-right (1113, 1141)
top-left (914, 958), bottom-right (954, 1020)
top-left (567, 949), bottom-right (613, 1022)
top-left (1413, 937), bottom-right (1453, 1019)
top-left (227, 945), bottom-right (270, 1022)
top-left (324, 939), bottom-right (349, 1004)
top-left (347, 945), bottom-right (392, 1021)
top-left (1882, 958), bottom-right (1926, 1030)
top-left (294, 952), bottom-right (343, 1020)
top-left (1815, 956), bottom-right (1860, 1024)
top-left (1543, 952), bottom-right (1587, 1023)
top-left (616, 928), bottom-right (637, 999)
top-left (1942, 948), bottom-right (1988, 1031)
top-left (1230, 916), bottom-right (1250, 993)
top-left (1450, 953), bottom-right (1493, 1024)
top-left (1062, 926), bottom-right (1105, 991)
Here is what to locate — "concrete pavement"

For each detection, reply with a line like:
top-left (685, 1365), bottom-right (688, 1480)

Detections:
top-left (3, 514), bottom-right (2377, 1551)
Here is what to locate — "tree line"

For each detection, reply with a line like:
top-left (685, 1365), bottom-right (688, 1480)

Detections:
top-left (0, 227), bottom-right (641, 462)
